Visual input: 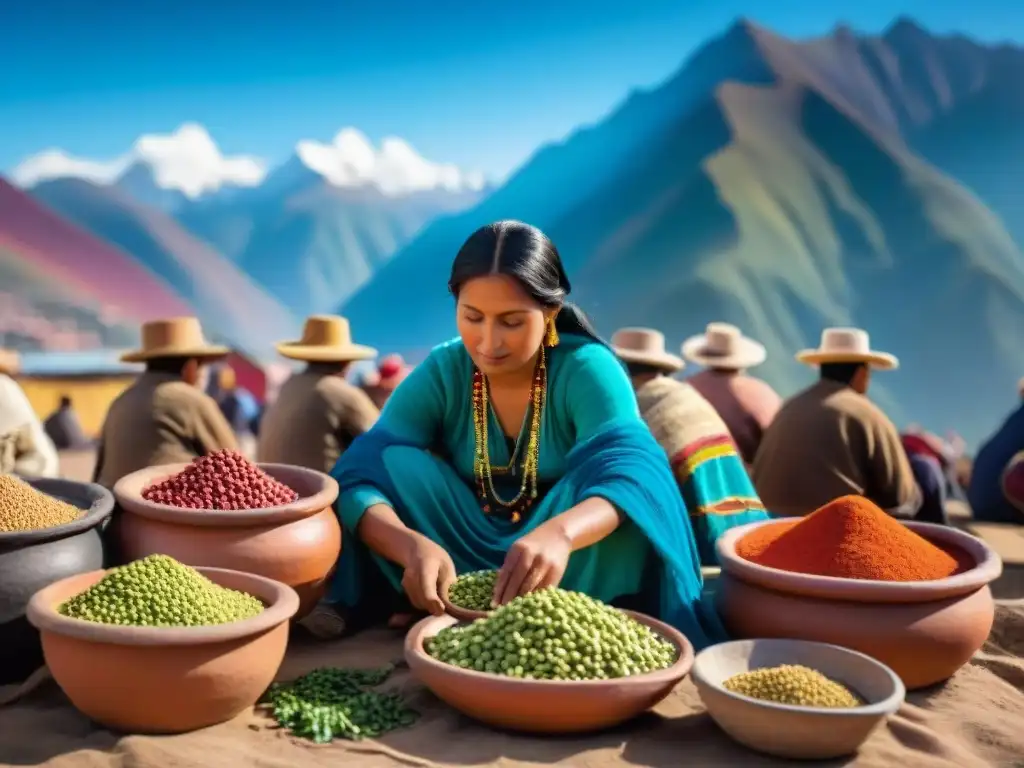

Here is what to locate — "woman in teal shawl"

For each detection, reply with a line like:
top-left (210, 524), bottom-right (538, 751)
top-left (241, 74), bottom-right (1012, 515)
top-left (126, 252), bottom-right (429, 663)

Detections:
top-left (313, 221), bottom-right (767, 650)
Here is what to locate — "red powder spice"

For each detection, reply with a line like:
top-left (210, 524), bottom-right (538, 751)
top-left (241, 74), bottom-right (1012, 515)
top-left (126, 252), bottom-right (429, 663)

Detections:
top-left (736, 495), bottom-right (961, 581)
top-left (142, 450), bottom-right (299, 510)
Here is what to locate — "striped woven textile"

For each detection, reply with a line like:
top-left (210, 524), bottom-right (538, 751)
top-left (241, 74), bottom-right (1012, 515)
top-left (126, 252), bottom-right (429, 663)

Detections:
top-left (636, 376), bottom-right (770, 564)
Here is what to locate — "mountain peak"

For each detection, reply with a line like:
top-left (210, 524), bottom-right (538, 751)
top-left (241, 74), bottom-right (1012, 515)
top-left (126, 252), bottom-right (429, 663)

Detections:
top-left (883, 16), bottom-right (931, 43)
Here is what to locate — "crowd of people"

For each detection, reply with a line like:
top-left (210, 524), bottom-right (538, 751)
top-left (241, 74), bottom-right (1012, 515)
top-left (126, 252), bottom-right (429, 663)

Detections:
top-left (2, 220), bottom-right (1023, 645)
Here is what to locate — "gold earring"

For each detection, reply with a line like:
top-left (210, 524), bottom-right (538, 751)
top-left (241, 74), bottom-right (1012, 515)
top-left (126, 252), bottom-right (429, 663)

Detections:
top-left (545, 318), bottom-right (560, 348)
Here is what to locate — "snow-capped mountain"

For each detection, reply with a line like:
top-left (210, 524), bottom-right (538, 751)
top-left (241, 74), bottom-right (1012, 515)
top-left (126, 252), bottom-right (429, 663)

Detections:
top-left (11, 123), bottom-right (267, 212)
top-left (12, 124), bottom-right (492, 315)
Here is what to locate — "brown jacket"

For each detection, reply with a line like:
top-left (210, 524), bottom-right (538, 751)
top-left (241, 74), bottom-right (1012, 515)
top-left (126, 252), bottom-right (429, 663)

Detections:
top-left (751, 379), bottom-right (920, 517)
top-left (93, 372), bottom-right (239, 488)
top-left (256, 371), bottom-right (379, 473)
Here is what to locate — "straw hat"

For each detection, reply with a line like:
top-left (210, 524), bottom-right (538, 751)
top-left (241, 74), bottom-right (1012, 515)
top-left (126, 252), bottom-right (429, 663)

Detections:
top-left (0, 349), bottom-right (19, 376)
top-left (276, 315), bottom-right (377, 363)
top-left (796, 327), bottom-right (898, 370)
top-left (120, 317), bottom-right (230, 363)
top-left (611, 328), bottom-right (684, 373)
top-left (682, 322), bottom-right (766, 370)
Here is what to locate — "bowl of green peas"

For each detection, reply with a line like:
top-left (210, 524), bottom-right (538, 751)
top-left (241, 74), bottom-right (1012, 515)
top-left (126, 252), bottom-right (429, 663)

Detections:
top-left (406, 586), bottom-right (694, 734)
top-left (443, 569), bottom-right (499, 622)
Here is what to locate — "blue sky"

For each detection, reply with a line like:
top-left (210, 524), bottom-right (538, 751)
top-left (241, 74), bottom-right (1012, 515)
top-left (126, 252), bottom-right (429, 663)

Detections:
top-left (1, 0), bottom-right (1020, 180)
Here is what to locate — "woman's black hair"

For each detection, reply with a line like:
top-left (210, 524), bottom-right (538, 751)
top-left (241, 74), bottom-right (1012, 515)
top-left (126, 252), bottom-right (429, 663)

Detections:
top-left (447, 220), bottom-right (604, 345)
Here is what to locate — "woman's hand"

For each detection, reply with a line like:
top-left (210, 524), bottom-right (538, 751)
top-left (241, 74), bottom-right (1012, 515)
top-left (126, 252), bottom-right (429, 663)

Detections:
top-left (493, 526), bottom-right (572, 606)
top-left (401, 534), bottom-right (457, 616)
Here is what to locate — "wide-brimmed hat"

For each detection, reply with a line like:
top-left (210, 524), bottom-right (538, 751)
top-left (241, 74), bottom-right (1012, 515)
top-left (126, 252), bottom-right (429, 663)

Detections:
top-left (0, 349), bottom-right (19, 376)
top-left (796, 327), bottom-right (898, 370)
top-left (120, 317), bottom-right (230, 363)
top-left (682, 322), bottom-right (766, 370)
top-left (276, 315), bottom-right (377, 363)
top-left (611, 328), bottom-right (684, 373)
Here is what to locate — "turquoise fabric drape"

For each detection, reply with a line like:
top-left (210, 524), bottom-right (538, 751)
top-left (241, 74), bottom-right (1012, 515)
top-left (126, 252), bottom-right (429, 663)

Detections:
top-left (329, 335), bottom-right (729, 649)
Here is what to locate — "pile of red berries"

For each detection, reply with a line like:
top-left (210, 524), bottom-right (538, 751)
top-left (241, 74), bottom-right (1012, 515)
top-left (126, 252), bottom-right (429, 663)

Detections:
top-left (142, 450), bottom-right (299, 510)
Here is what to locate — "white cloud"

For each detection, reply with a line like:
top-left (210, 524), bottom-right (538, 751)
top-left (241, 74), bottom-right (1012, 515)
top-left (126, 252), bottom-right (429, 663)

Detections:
top-left (295, 128), bottom-right (487, 195)
top-left (11, 123), bottom-right (487, 199)
top-left (11, 123), bottom-right (268, 198)
top-left (11, 149), bottom-right (129, 187)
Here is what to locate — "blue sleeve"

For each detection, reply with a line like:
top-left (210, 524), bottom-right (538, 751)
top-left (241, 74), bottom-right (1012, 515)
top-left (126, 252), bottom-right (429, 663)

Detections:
top-left (373, 350), bottom-right (447, 446)
top-left (564, 343), bottom-right (642, 443)
top-left (335, 350), bottom-right (448, 524)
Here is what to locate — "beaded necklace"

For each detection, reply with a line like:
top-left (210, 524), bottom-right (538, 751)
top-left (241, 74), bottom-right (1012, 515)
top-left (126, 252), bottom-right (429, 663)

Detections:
top-left (471, 346), bottom-right (548, 524)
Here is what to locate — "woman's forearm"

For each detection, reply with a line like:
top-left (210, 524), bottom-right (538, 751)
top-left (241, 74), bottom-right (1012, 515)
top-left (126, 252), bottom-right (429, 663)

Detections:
top-left (540, 496), bottom-right (624, 551)
top-left (356, 503), bottom-right (422, 567)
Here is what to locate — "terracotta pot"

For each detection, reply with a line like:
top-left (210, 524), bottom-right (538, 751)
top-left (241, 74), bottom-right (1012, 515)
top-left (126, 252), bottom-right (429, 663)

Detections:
top-left (113, 463), bottom-right (340, 619)
top-left (715, 519), bottom-right (1002, 689)
top-left (26, 566), bottom-right (299, 733)
top-left (0, 478), bottom-right (113, 685)
top-left (405, 610), bottom-right (694, 733)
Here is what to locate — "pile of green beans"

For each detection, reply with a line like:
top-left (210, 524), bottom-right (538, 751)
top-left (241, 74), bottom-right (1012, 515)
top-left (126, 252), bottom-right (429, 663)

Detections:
top-left (447, 570), bottom-right (499, 611)
top-left (261, 665), bottom-right (418, 743)
top-left (427, 587), bottom-right (677, 680)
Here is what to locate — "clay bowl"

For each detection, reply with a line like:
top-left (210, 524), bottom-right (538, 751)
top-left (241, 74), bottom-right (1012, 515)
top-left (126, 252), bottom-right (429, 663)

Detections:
top-left (113, 463), bottom-right (340, 619)
top-left (26, 565), bottom-right (299, 733)
top-left (692, 638), bottom-right (905, 760)
top-left (715, 519), bottom-right (1003, 689)
top-left (405, 610), bottom-right (694, 734)
top-left (0, 477), bottom-right (113, 685)
top-left (442, 583), bottom-right (492, 623)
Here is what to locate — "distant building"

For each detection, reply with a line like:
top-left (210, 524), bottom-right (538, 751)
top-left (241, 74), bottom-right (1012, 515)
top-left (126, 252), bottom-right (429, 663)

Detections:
top-left (15, 350), bottom-right (141, 438)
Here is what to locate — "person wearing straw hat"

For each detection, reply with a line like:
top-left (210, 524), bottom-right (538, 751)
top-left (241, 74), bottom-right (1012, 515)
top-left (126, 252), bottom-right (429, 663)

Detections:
top-left (683, 322), bottom-right (781, 465)
top-left (257, 315), bottom-right (380, 476)
top-left (92, 317), bottom-right (238, 488)
top-left (611, 328), bottom-right (769, 564)
top-left (968, 377), bottom-right (1024, 524)
top-left (0, 349), bottom-right (59, 478)
top-left (751, 327), bottom-right (921, 519)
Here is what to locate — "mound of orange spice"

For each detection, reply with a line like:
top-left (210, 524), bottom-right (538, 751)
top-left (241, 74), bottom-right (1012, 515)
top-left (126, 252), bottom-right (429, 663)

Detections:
top-left (736, 495), bottom-right (962, 581)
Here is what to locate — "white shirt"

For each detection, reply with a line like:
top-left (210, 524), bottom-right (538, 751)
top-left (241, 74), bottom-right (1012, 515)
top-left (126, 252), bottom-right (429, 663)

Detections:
top-left (0, 373), bottom-right (59, 478)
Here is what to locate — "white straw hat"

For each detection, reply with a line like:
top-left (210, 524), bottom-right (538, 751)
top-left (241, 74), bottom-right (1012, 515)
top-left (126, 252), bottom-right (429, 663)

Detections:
top-left (795, 327), bottom-right (898, 370)
top-left (611, 328), bottom-right (684, 372)
top-left (681, 322), bottom-right (766, 370)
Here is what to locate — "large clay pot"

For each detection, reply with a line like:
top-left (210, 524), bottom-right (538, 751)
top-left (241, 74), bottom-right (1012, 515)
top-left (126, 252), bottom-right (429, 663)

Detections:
top-left (0, 477), bottom-right (113, 685)
top-left (27, 566), bottom-right (299, 733)
top-left (715, 519), bottom-right (1003, 690)
top-left (405, 610), bottom-right (694, 734)
top-left (113, 463), bottom-right (340, 619)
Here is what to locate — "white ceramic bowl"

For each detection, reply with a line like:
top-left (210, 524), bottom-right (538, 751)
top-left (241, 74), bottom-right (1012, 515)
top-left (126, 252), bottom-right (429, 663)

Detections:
top-left (692, 638), bottom-right (905, 760)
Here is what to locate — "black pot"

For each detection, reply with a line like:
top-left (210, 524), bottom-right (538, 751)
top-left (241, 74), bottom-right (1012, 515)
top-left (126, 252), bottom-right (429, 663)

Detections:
top-left (0, 477), bottom-right (113, 685)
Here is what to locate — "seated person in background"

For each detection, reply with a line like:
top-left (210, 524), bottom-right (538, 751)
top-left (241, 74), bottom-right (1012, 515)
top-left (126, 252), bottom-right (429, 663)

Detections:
top-left (257, 315), bottom-right (380, 473)
top-left (683, 322), bottom-right (781, 466)
top-left (44, 395), bottom-right (90, 451)
top-left (1002, 450), bottom-right (1024, 520)
top-left (306, 221), bottom-right (733, 649)
top-left (969, 380), bottom-right (1024, 523)
top-left (92, 318), bottom-right (238, 488)
top-left (610, 327), bottom-right (768, 563)
top-left (360, 354), bottom-right (413, 410)
top-left (901, 426), bottom-right (967, 526)
top-left (752, 328), bottom-right (921, 519)
top-left (0, 349), bottom-right (59, 478)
